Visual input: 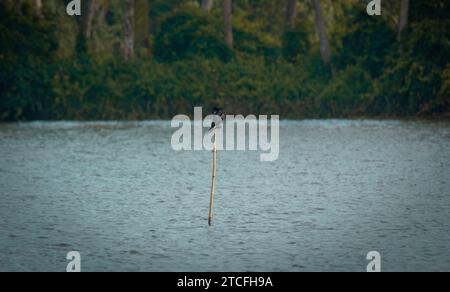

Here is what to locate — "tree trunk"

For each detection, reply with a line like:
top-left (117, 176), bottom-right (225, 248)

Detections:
top-left (327, 0), bottom-right (335, 22)
top-left (222, 0), bottom-right (233, 49)
top-left (33, 0), bottom-right (42, 15)
top-left (286, 0), bottom-right (297, 26)
top-left (312, 0), bottom-right (331, 64)
top-left (124, 0), bottom-right (135, 62)
top-left (135, 0), bottom-right (150, 57)
top-left (201, 0), bottom-right (214, 12)
top-left (399, 0), bottom-right (410, 37)
top-left (83, 0), bottom-right (100, 39)
top-left (99, 0), bottom-right (110, 22)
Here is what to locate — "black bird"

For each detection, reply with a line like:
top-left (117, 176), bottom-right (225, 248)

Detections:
top-left (209, 107), bottom-right (225, 132)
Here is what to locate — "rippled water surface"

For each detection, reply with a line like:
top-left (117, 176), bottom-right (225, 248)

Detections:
top-left (1, 120), bottom-right (450, 272)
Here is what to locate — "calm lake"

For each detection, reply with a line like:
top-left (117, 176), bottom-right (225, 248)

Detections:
top-left (0, 120), bottom-right (449, 272)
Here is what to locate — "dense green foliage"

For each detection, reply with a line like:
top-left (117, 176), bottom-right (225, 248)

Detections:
top-left (0, 0), bottom-right (449, 121)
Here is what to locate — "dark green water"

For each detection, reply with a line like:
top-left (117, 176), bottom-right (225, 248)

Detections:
top-left (0, 120), bottom-right (449, 271)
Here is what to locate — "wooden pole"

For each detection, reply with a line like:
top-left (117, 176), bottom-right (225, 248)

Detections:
top-left (208, 129), bottom-right (217, 226)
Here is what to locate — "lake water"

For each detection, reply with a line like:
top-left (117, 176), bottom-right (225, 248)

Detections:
top-left (0, 120), bottom-right (449, 272)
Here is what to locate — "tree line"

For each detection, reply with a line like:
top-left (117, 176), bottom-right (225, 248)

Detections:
top-left (23, 0), bottom-right (410, 65)
top-left (0, 0), bottom-right (449, 120)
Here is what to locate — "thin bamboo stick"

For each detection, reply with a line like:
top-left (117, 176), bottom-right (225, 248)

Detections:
top-left (208, 129), bottom-right (217, 226)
